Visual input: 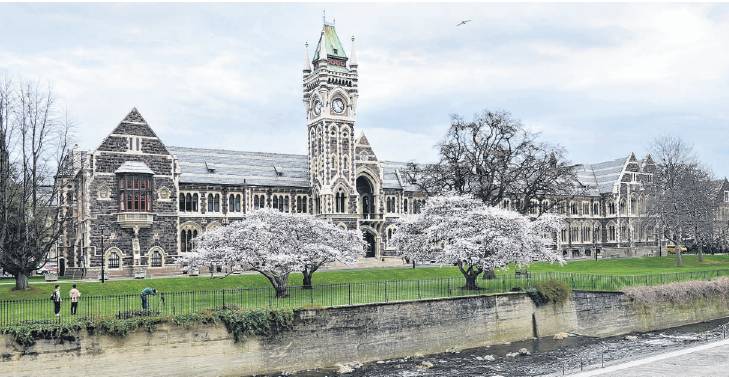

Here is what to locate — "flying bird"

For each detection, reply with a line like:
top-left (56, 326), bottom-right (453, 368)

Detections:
top-left (456, 20), bottom-right (472, 27)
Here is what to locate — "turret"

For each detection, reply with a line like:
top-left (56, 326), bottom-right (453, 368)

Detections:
top-left (349, 35), bottom-right (358, 70)
top-left (303, 42), bottom-right (312, 73)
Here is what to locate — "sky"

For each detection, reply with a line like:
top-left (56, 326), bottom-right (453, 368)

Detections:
top-left (1, 3), bottom-right (729, 176)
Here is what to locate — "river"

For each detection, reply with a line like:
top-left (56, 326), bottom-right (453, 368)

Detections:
top-left (263, 317), bottom-right (729, 377)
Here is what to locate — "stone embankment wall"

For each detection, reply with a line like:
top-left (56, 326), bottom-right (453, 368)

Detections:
top-left (2, 291), bottom-right (728, 377)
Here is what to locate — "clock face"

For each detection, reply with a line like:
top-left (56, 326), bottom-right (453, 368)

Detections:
top-left (313, 100), bottom-right (323, 115)
top-left (332, 98), bottom-right (345, 114)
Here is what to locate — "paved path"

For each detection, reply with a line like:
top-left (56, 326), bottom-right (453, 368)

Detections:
top-left (571, 339), bottom-right (729, 376)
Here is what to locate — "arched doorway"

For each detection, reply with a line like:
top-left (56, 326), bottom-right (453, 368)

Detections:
top-left (363, 231), bottom-right (376, 258)
top-left (357, 175), bottom-right (374, 217)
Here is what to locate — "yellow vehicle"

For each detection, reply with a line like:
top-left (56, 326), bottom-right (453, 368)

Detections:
top-left (666, 244), bottom-right (688, 254)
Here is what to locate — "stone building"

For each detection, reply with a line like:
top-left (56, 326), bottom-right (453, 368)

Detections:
top-left (542, 153), bottom-right (658, 258)
top-left (55, 21), bottom-right (426, 278)
top-left (55, 21), bottom-right (708, 278)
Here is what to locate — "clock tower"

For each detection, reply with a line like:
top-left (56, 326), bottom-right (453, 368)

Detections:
top-left (303, 20), bottom-right (359, 218)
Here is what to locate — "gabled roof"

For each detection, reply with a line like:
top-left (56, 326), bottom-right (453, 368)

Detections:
top-left (169, 146), bottom-right (310, 188)
top-left (122, 107), bottom-right (147, 124)
top-left (312, 24), bottom-right (347, 61)
top-left (381, 161), bottom-right (420, 192)
top-left (575, 156), bottom-right (630, 195)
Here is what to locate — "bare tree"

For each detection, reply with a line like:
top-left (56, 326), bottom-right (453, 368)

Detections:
top-left (406, 110), bottom-right (581, 215)
top-left (0, 78), bottom-right (72, 290)
top-left (646, 136), bottom-right (716, 266)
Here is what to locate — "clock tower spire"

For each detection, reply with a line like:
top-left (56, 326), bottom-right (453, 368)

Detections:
top-left (303, 20), bottom-right (359, 217)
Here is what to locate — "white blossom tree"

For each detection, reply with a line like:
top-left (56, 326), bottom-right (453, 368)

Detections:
top-left (186, 209), bottom-right (364, 297)
top-left (392, 194), bottom-right (564, 290)
top-left (299, 219), bottom-right (365, 289)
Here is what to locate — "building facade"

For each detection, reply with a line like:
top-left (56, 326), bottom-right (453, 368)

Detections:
top-left (56, 22), bottom-right (716, 278)
top-left (56, 22), bottom-right (426, 278)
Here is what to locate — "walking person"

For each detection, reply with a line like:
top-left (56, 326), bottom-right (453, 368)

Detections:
top-left (69, 284), bottom-right (81, 315)
top-left (140, 287), bottom-right (156, 312)
top-left (50, 285), bottom-right (62, 318)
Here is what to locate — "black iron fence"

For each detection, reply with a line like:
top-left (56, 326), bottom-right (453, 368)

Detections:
top-left (3, 269), bottom-right (729, 326)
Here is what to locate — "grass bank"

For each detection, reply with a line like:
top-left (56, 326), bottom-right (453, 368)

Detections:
top-left (3, 254), bottom-right (729, 300)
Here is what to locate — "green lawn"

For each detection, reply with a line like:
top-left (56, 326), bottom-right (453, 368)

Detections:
top-left (523, 254), bottom-right (729, 275)
top-left (3, 254), bottom-right (729, 300)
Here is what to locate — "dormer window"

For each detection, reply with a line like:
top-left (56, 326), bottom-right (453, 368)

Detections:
top-left (274, 166), bottom-right (284, 177)
top-left (205, 162), bottom-right (216, 173)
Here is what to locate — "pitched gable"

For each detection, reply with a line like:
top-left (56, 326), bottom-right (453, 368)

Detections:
top-left (97, 108), bottom-right (169, 155)
top-left (354, 132), bottom-right (378, 162)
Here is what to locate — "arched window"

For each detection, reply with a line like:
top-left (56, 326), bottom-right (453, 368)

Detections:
top-left (150, 251), bottom-right (162, 267)
top-left (207, 193), bottom-right (221, 213)
top-left (386, 226), bottom-right (396, 246)
top-left (254, 195), bottom-right (260, 209)
top-left (608, 225), bottom-right (616, 241)
top-left (403, 198), bottom-right (408, 213)
top-left (228, 194), bottom-right (242, 213)
top-left (342, 156), bottom-right (348, 170)
top-left (297, 196), bottom-right (308, 213)
top-left (108, 252), bottom-right (120, 269)
top-left (180, 229), bottom-right (199, 253)
top-left (192, 194), bottom-right (198, 212)
top-left (284, 196), bottom-right (290, 212)
top-left (570, 202), bottom-right (578, 215)
top-left (179, 193), bottom-right (185, 211)
top-left (273, 195), bottom-right (279, 210)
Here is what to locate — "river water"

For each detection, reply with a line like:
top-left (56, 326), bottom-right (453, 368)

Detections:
top-left (263, 317), bottom-right (729, 377)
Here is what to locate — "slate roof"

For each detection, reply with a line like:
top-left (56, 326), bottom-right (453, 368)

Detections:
top-left (312, 24), bottom-right (347, 61)
top-left (381, 161), bottom-right (420, 192)
top-left (575, 157), bottom-right (628, 195)
top-left (115, 161), bottom-right (154, 175)
top-left (168, 146), bottom-right (310, 188)
top-left (169, 145), bottom-right (638, 196)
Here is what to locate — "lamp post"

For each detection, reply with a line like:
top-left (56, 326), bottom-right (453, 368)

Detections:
top-left (100, 231), bottom-right (106, 284)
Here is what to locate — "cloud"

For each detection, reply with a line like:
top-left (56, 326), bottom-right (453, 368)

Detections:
top-left (0, 4), bottom-right (728, 176)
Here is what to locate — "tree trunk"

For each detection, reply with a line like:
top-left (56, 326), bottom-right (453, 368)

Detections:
top-left (676, 250), bottom-right (684, 267)
top-left (464, 274), bottom-right (479, 290)
top-left (14, 272), bottom-right (29, 290)
top-left (303, 270), bottom-right (313, 290)
top-left (482, 268), bottom-right (496, 280)
top-left (274, 284), bottom-right (289, 298)
top-left (261, 272), bottom-right (290, 298)
top-left (697, 245), bottom-right (704, 262)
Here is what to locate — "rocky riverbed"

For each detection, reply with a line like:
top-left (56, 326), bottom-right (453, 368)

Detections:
top-left (263, 317), bottom-right (729, 377)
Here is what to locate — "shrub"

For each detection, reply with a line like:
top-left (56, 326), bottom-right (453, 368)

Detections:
top-left (624, 277), bottom-right (729, 307)
top-left (215, 308), bottom-right (294, 343)
top-left (0, 308), bottom-right (294, 348)
top-left (0, 321), bottom-right (82, 348)
top-left (528, 279), bottom-right (572, 306)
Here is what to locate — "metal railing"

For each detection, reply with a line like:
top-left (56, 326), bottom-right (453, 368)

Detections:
top-left (3, 270), bottom-right (729, 326)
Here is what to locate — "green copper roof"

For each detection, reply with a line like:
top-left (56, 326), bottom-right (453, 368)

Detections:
top-left (312, 24), bottom-right (347, 61)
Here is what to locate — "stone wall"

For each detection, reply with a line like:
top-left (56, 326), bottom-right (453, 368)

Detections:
top-left (3, 291), bottom-right (729, 377)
